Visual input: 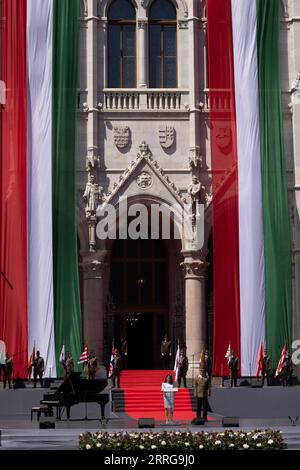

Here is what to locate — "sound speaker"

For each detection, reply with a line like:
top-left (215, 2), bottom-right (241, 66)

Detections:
top-left (222, 416), bottom-right (239, 427)
top-left (39, 417), bottom-right (55, 429)
top-left (13, 378), bottom-right (26, 389)
top-left (191, 417), bottom-right (205, 425)
top-left (239, 379), bottom-right (250, 387)
top-left (138, 418), bottom-right (155, 428)
top-left (251, 379), bottom-right (263, 388)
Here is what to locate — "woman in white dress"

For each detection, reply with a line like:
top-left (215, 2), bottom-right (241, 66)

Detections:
top-left (161, 374), bottom-right (178, 424)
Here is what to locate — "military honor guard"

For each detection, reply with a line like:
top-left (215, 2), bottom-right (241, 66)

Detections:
top-left (161, 334), bottom-right (172, 370)
top-left (228, 351), bottom-right (239, 387)
top-left (32, 350), bottom-right (45, 388)
top-left (3, 352), bottom-right (13, 389)
top-left (177, 350), bottom-right (189, 388)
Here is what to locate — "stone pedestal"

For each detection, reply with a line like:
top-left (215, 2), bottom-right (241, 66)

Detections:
top-left (81, 251), bottom-right (107, 364)
top-left (181, 250), bottom-right (207, 377)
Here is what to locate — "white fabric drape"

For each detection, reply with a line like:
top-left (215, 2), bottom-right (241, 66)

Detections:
top-left (231, 0), bottom-right (265, 376)
top-left (27, 0), bottom-right (56, 377)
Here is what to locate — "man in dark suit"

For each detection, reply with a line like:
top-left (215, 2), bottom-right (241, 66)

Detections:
top-left (112, 349), bottom-right (122, 388)
top-left (228, 351), bottom-right (239, 387)
top-left (161, 334), bottom-right (172, 369)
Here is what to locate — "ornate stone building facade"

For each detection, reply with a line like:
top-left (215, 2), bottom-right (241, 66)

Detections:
top-left (76, 0), bottom-right (300, 374)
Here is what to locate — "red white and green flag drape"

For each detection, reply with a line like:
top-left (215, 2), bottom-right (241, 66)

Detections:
top-left (207, 0), bottom-right (292, 376)
top-left (0, 0), bottom-right (82, 376)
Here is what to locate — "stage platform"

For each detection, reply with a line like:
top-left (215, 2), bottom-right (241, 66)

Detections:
top-left (0, 385), bottom-right (300, 449)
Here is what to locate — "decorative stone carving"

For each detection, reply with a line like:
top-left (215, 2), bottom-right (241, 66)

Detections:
top-left (113, 126), bottom-right (130, 149)
top-left (178, 20), bottom-right (188, 29)
top-left (83, 174), bottom-right (103, 217)
top-left (103, 141), bottom-right (185, 206)
top-left (138, 19), bottom-right (147, 29)
top-left (136, 171), bottom-right (153, 190)
top-left (291, 71), bottom-right (300, 93)
top-left (189, 148), bottom-right (202, 170)
top-left (187, 176), bottom-right (202, 205)
top-left (137, 140), bottom-right (152, 159)
top-left (159, 126), bottom-right (175, 149)
top-left (81, 259), bottom-right (106, 279)
top-left (86, 149), bottom-right (100, 171)
top-left (180, 258), bottom-right (207, 278)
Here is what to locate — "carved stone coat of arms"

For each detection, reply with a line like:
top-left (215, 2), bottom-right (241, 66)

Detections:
top-left (114, 126), bottom-right (130, 149)
top-left (159, 126), bottom-right (175, 149)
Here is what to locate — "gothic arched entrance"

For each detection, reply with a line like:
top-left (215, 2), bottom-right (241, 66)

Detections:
top-left (110, 237), bottom-right (169, 369)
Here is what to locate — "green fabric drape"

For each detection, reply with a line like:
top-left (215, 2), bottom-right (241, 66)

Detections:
top-left (52, 0), bottom-right (82, 372)
top-left (256, 0), bottom-right (292, 367)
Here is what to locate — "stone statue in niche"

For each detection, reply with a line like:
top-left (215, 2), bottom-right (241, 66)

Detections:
top-left (83, 174), bottom-right (102, 217)
top-left (187, 175), bottom-right (204, 220)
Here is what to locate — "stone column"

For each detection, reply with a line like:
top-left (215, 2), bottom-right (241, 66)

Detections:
top-left (181, 250), bottom-right (207, 377)
top-left (137, 19), bottom-right (147, 88)
top-left (81, 251), bottom-right (107, 364)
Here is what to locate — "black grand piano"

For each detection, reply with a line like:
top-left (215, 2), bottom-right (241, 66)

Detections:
top-left (40, 372), bottom-right (109, 421)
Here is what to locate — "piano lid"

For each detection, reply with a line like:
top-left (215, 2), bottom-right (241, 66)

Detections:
top-left (56, 372), bottom-right (108, 394)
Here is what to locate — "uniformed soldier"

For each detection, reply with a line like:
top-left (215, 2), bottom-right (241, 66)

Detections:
top-left (228, 351), bottom-right (239, 387)
top-left (32, 351), bottom-right (45, 388)
top-left (262, 350), bottom-right (271, 386)
top-left (3, 352), bottom-right (13, 389)
top-left (161, 334), bottom-right (172, 370)
top-left (178, 350), bottom-right (189, 388)
top-left (88, 351), bottom-right (97, 380)
top-left (282, 352), bottom-right (293, 387)
top-left (205, 350), bottom-right (212, 380)
top-left (61, 351), bottom-right (74, 380)
top-left (194, 368), bottom-right (211, 421)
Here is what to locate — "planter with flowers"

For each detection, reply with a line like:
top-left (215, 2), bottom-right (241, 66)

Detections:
top-left (79, 429), bottom-right (285, 451)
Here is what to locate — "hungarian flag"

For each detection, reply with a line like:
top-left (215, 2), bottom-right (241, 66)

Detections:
top-left (275, 344), bottom-right (287, 377)
top-left (108, 345), bottom-right (115, 378)
top-left (78, 345), bottom-right (89, 364)
top-left (0, 0), bottom-right (82, 377)
top-left (256, 343), bottom-right (263, 378)
top-left (208, 0), bottom-right (292, 376)
top-left (173, 344), bottom-right (180, 382)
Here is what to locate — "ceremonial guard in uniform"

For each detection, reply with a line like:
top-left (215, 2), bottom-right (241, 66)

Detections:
top-left (32, 351), bottom-right (45, 388)
top-left (205, 350), bottom-right (212, 380)
top-left (112, 349), bottom-right (122, 388)
top-left (120, 337), bottom-right (128, 370)
top-left (194, 368), bottom-right (211, 421)
top-left (62, 351), bottom-right (74, 380)
top-left (178, 350), bottom-right (189, 388)
top-left (4, 352), bottom-right (13, 389)
top-left (228, 351), bottom-right (239, 387)
top-left (282, 351), bottom-right (293, 386)
top-left (262, 350), bottom-right (271, 386)
top-left (88, 352), bottom-right (98, 380)
top-left (161, 334), bottom-right (172, 369)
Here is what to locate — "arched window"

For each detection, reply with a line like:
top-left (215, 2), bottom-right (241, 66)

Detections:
top-left (149, 0), bottom-right (177, 88)
top-left (108, 0), bottom-right (136, 88)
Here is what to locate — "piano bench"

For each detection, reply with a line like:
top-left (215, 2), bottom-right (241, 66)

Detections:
top-left (31, 406), bottom-right (51, 422)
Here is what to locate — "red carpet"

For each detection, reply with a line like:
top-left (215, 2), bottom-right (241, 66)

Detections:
top-left (120, 370), bottom-right (211, 422)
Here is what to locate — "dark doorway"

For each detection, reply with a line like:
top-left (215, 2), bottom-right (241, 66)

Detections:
top-left (127, 313), bottom-right (152, 369)
top-left (110, 238), bottom-right (169, 369)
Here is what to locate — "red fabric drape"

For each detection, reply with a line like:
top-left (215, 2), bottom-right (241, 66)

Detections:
top-left (0, 0), bottom-right (28, 376)
top-left (206, 0), bottom-right (240, 376)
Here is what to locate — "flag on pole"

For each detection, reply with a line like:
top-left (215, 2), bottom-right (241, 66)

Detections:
top-left (256, 343), bottom-right (263, 378)
top-left (275, 343), bottom-right (287, 377)
top-left (225, 343), bottom-right (232, 363)
top-left (78, 345), bottom-right (89, 364)
top-left (59, 344), bottom-right (65, 363)
top-left (173, 344), bottom-right (180, 382)
top-left (108, 344), bottom-right (115, 378)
